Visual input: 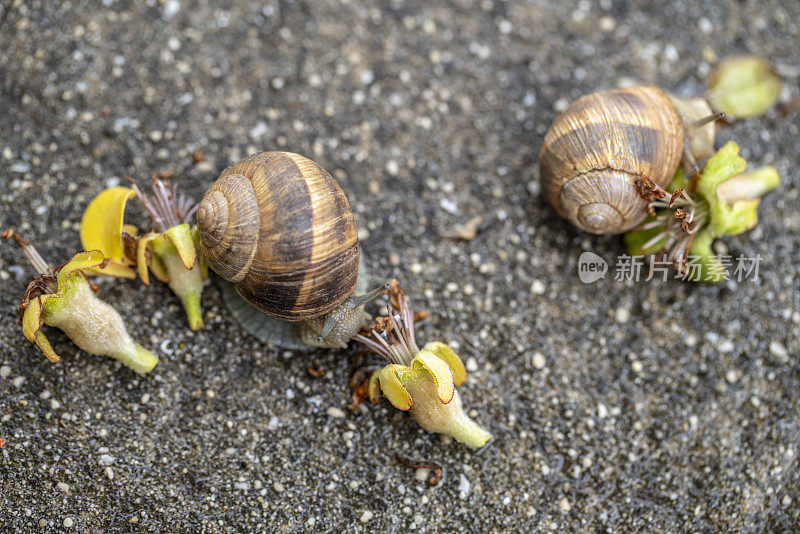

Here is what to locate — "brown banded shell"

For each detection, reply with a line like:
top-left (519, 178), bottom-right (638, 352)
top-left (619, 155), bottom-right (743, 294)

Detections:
top-left (539, 85), bottom-right (685, 234)
top-left (196, 151), bottom-right (360, 321)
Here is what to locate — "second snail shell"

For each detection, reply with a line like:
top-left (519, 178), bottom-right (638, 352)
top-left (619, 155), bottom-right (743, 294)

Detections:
top-left (539, 85), bottom-right (686, 234)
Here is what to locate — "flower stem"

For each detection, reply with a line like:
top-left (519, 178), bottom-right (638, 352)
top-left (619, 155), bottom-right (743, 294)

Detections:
top-left (444, 410), bottom-right (493, 449)
top-left (111, 343), bottom-right (159, 375)
top-left (179, 288), bottom-right (203, 331)
top-left (160, 249), bottom-right (204, 330)
top-left (2, 229), bottom-right (56, 289)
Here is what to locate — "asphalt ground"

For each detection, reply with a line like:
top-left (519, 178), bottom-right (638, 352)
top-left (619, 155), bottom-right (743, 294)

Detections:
top-left (1, 1), bottom-right (798, 532)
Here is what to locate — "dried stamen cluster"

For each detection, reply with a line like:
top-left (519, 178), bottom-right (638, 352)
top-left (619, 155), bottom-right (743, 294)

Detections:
top-left (130, 175), bottom-right (198, 234)
top-left (634, 176), bottom-right (709, 276)
top-left (352, 283), bottom-right (420, 367)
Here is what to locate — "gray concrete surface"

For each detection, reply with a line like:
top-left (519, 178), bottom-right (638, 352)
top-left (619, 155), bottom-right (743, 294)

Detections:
top-left (1, 1), bottom-right (798, 531)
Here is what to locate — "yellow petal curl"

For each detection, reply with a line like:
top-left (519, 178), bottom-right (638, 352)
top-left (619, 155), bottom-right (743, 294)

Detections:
top-left (79, 186), bottom-right (137, 278)
top-left (412, 350), bottom-right (456, 404)
top-left (164, 223), bottom-right (197, 270)
top-left (423, 341), bottom-right (467, 386)
top-left (376, 364), bottom-right (414, 411)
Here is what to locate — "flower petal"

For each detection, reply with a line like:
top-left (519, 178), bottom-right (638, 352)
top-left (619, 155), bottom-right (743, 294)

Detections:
top-left (90, 261), bottom-right (137, 279)
top-left (377, 364), bottom-right (414, 410)
top-left (412, 350), bottom-right (455, 404)
top-left (696, 142), bottom-right (768, 238)
top-left (136, 233), bottom-right (161, 285)
top-left (707, 55), bottom-right (782, 118)
top-left (164, 223), bottom-right (197, 270)
top-left (80, 186), bottom-right (137, 263)
top-left (122, 224), bottom-right (138, 237)
top-left (56, 250), bottom-right (106, 287)
top-left (192, 226), bottom-right (208, 279)
top-left (22, 295), bottom-right (46, 341)
top-left (22, 296), bottom-right (60, 362)
top-left (423, 341), bottom-right (467, 386)
top-left (368, 372), bottom-right (383, 404)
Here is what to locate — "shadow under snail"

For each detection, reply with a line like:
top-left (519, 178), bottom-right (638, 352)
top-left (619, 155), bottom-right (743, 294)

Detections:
top-left (196, 151), bottom-right (386, 349)
top-left (539, 85), bottom-right (722, 234)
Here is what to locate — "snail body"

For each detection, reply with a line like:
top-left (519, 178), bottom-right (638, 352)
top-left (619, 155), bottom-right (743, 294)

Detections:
top-left (197, 151), bottom-right (384, 348)
top-left (539, 85), bottom-right (714, 234)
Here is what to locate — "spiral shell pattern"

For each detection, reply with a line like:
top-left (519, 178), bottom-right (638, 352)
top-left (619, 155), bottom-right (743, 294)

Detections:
top-left (539, 85), bottom-right (685, 234)
top-left (197, 151), bottom-right (360, 320)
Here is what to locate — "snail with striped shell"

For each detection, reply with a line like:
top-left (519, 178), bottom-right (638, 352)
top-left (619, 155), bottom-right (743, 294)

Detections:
top-left (539, 85), bottom-right (721, 234)
top-left (196, 151), bottom-right (386, 349)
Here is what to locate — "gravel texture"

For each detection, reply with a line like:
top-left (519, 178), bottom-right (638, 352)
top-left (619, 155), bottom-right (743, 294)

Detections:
top-left (1, 1), bottom-right (799, 532)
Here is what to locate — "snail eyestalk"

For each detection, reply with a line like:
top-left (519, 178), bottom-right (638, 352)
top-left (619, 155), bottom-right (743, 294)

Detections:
top-left (352, 282), bottom-right (492, 449)
top-left (299, 283), bottom-right (390, 349)
top-left (2, 229), bottom-right (158, 374)
top-left (689, 111), bottom-right (725, 128)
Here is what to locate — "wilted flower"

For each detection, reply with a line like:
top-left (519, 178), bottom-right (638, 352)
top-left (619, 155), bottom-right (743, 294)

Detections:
top-left (353, 283), bottom-right (491, 448)
top-left (3, 230), bottom-right (157, 374)
top-left (81, 176), bottom-right (206, 330)
top-left (625, 141), bottom-right (779, 282)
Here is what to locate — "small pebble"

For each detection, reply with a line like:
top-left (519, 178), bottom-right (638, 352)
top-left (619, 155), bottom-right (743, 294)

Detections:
top-left (769, 341), bottom-right (788, 361)
top-left (717, 339), bottom-right (734, 352)
top-left (597, 403), bottom-right (609, 419)
top-left (631, 360), bottom-right (643, 373)
top-left (63, 517), bottom-right (74, 528)
top-left (531, 280), bottom-right (546, 295)
top-left (532, 352), bottom-right (546, 370)
top-left (414, 468), bottom-right (430, 482)
top-left (466, 357), bottom-right (479, 373)
top-left (726, 369), bottom-right (739, 383)
top-left (0, 365), bottom-right (10, 379)
top-left (559, 496), bottom-right (571, 512)
top-left (140, 393), bottom-right (150, 404)
top-left (327, 407), bottom-right (346, 418)
top-left (57, 482), bottom-right (69, 493)
top-left (105, 467), bottom-right (114, 480)
top-left (458, 474), bottom-right (471, 499)
top-left (148, 130), bottom-right (163, 142)
top-left (99, 454), bottom-right (115, 465)
top-left (360, 510), bottom-right (374, 523)
top-left (50, 399), bottom-right (60, 410)
top-left (599, 16), bottom-right (615, 31)
top-left (273, 482), bottom-right (284, 492)
top-left (614, 307), bottom-right (630, 323)
top-left (12, 376), bottom-right (25, 388)
top-left (554, 98), bottom-right (570, 112)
